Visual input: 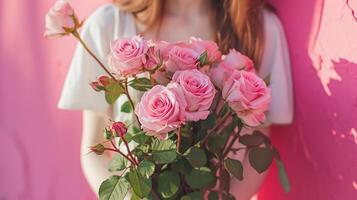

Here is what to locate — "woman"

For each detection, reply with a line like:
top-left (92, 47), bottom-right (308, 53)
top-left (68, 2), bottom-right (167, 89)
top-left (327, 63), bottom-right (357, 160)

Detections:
top-left (58, 0), bottom-right (294, 199)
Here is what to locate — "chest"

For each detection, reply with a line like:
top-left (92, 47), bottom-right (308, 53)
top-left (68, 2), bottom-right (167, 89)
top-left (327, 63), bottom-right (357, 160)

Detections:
top-left (140, 14), bottom-right (214, 42)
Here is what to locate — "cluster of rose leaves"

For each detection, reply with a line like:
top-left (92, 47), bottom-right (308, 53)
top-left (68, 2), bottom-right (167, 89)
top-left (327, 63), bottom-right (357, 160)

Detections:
top-left (45, 1), bottom-right (290, 200)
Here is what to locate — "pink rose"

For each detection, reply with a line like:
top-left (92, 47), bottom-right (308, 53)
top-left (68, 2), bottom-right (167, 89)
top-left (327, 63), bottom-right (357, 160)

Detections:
top-left (44, 0), bottom-right (77, 38)
top-left (108, 36), bottom-right (149, 76)
top-left (210, 49), bottom-right (255, 88)
top-left (144, 42), bottom-right (162, 70)
top-left (110, 121), bottom-right (127, 138)
top-left (166, 46), bottom-right (199, 73)
top-left (172, 69), bottom-right (216, 121)
top-left (135, 84), bottom-right (187, 139)
top-left (157, 41), bottom-right (188, 60)
top-left (189, 37), bottom-right (222, 63)
top-left (222, 71), bottom-right (271, 126)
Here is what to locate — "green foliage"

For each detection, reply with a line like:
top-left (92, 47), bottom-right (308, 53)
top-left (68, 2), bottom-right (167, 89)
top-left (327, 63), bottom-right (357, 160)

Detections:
top-left (185, 167), bottom-right (215, 189)
top-left (108, 154), bottom-right (128, 172)
top-left (157, 171), bottom-right (181, 198)
top-left (248, 147), bottom-right (274, 174)
top-left (121, 101), bottom-right (132, 113)
top-left (126, 169), bottom-right (152, 198)
top-left (239, 131), bottom-right (266, 146)
top-left (172, 158), bottom-right (192, 175)
top-left (129, 78), bottom-right (153, 91)
top-left (105, 83), bottom-right (124, 104)
top-left (180, 192), bottom-right (204, 200)
top-left (151, 139), bottom-right (177, 164)
top-left (275, 159), bottom-right (291, 193)
top-left (198, 51), bottom-right (208, 66)
top-left (224, 158), bottom-right (243, 181)
top-left (200, 114), bottom-right (217, 129)
top-left (208, 191), bottom-right (219, 200)
top-left (137, 160), bottom-right (155, 178)
top-left (184, 147), bottom-right (207, 168)
top-left (99, 175), bottom-right (129, 200)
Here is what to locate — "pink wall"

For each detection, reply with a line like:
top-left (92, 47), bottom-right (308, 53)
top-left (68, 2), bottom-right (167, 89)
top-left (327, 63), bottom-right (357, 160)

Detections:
top-left (1, 0), bottom-right (356, 199)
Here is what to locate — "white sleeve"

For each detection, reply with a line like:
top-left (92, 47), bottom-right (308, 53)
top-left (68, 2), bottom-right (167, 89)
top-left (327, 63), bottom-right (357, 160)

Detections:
top-left (259, 11), bottom-right (294, 125)
top-left (58, 4), bottom-right (119, 112)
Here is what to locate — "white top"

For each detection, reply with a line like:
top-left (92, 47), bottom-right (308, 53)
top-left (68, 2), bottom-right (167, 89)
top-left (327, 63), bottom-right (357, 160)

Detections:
top-left (58, 4), bottom-right (294, 125)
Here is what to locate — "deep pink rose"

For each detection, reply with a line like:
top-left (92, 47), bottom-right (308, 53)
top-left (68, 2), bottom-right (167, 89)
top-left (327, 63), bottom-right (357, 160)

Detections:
top-left (44, 0), bottom-right (76, 38)
top-left (210, 49), bottom-right (255, 88)
top-left (89, 75), bottom-right (110, 92)
top-left (111, 121), bottom-right (127, 137)
top-left (166, 46), bottom-right (199, 73)
top-left (172, 69), bottom-right (216, 121)
top-left (135, 84), bottom-right (187, 139)
top-left (189, 37), bottom-right (222, 63)
top-left (108, 36), bottom-right (149, 76)
top-left (222, 71), bottom-right (271, 126)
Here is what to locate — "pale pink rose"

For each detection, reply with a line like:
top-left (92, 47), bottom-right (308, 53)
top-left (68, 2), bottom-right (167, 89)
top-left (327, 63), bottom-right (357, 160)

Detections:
top-left (189, 37), bottom-right (222, 63)
top-left (44, 0), bottom-right (77, 38)
top-left (144, 42), bottom-right (161, 70)
top-left (135, 84), bottom-right (187, 139)
top-left (108, 36), bottom-right (149, 76)
top-left (210, 49), bottom-right (255, 88)
top-left (156, 41), bottom-right (188, 60)
top-left (166, 46), bottom-right (199, 73)
top-left (222, 71), bottom-right (271, 126)
top-left (172, 69), bottom-right (216, 121)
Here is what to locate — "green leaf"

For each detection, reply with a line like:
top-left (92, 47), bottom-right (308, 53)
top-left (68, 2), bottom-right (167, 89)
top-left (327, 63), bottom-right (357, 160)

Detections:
top-left (249, 147), bottom-right (274, 174)
top-left (239, 131), bottom-right (266, 146)
top-left (200, 114), bottom-right (217, 129)
top-left (151, 139), bottom-right (177, 164)
top-left (172, 158), bottom-right (192, 175)
top-left (224, 158), bottom-right (243, 181)
top-left (126, 170), bottom-right (152, 198)
top-left (207, 134), bottom-right (227, 157)
top-left (184, 147), bottom-right (207, 168)
top-left (129, 78), bottom-right (152, 91)
top-left (108, 154), bottom-right (128, 172)
top-left (157, 171), bottom-right (180, 198)
top-left (105, 83), bottom-right (124, 104)
top-left (99, 175), bottom-right (129, 200)
top-left (198, 51), bottom-right (208, 66)
top-left (185, 167), bottom-right (215, 189)
top-left (208, 191), bottom-right (219, 200)
top-left (152, 150), bottom-right (177, 164)
top-left (180, 192), bottom-right (204, 200)
top-left (138, 160), bottom-right (155, 178)
top-left (275, 159), bottom-right (291, 193)
top-left (121, 101), bottom-right (132, 113)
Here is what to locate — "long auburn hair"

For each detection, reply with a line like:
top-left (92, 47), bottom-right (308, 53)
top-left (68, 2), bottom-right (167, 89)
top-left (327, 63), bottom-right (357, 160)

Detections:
top-left (114, 0), bottom-right (270, 68)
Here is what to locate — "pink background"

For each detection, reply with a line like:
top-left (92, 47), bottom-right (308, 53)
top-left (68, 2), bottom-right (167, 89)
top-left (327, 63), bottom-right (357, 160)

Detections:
top-left (1, 0), bottom-right (356, 199)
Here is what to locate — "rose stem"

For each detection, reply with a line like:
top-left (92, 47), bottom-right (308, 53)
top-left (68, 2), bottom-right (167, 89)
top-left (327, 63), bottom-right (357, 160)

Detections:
top-left (109, 140), bottom-right (137, 166)
top-left (121, 136), bottom-right (139, 165)
top-left (177, 126), bottom-right (182, 153)
top-left (72, 30), bottom-right (118, 81)
top-left (222, 124), bottom-right (244, 157)
top-left (124, 79), bottom-right (141, 125)
top-left (201, 112), bottom-right (231, 145)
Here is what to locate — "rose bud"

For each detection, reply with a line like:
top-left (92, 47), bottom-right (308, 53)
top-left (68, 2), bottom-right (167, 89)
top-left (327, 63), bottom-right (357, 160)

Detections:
top-left (110, 121), bottom-right (127, 138)
top-left (44, 0), bottom-right (81, 38)
top-left (89, 75), bottom-right (110, 92)
top-left (90, 144), bottom-right (105, 155)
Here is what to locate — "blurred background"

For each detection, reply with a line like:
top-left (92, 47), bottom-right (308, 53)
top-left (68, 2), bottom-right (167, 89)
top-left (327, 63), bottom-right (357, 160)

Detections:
top-left (1, 0), bottom-right (357, 199)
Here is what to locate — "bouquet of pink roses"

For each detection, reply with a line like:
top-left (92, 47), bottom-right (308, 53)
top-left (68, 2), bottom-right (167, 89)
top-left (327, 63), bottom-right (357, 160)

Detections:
top-left (45, 1), bottom-right (290, 199)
